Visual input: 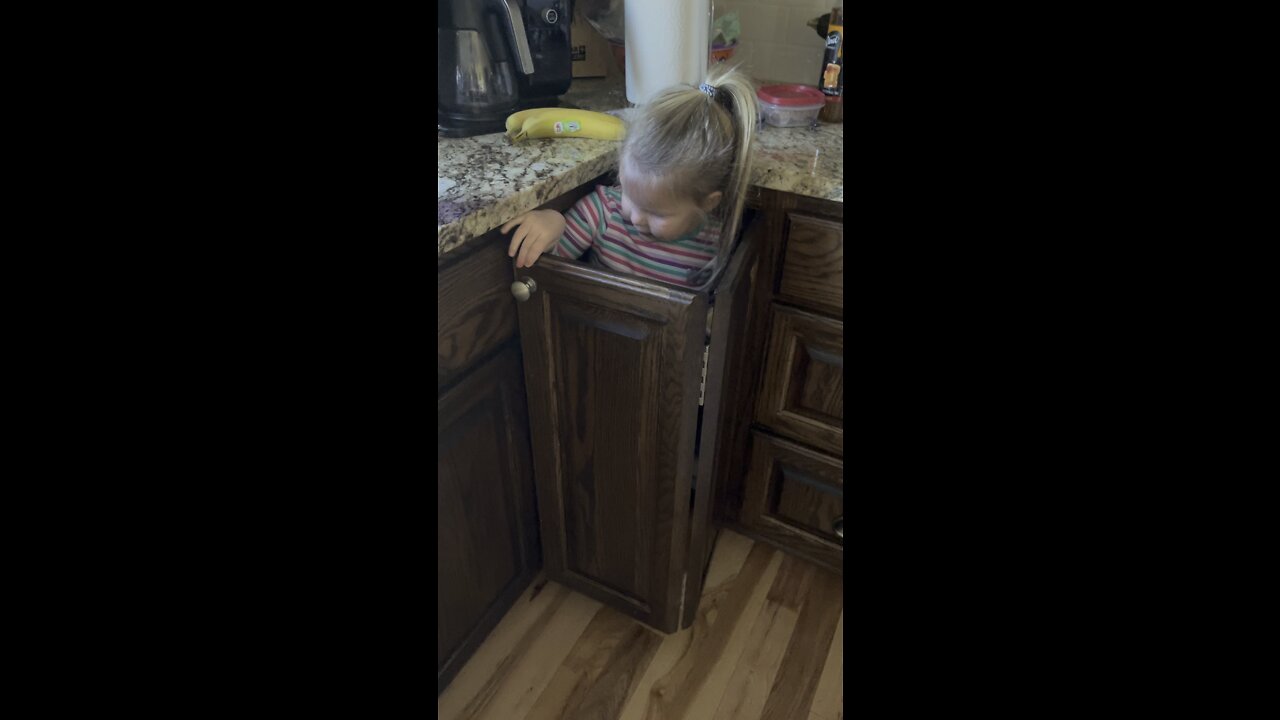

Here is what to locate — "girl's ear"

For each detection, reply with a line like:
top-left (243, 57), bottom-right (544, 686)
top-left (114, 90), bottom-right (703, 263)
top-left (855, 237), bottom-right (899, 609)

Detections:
top-left (700, 191), bottom-right (724, 212)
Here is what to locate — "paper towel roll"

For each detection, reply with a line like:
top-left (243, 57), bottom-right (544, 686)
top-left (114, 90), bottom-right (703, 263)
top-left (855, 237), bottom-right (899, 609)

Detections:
top-left (624, 0), bottom-right (711, 105)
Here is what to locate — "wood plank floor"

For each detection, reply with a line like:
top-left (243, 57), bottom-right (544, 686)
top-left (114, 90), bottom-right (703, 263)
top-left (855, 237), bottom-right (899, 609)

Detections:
top-left (439, 530), bottom-right (843, 720)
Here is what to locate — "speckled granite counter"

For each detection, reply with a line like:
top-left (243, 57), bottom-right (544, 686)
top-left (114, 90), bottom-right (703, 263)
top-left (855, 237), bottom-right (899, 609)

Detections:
top-left (439, 78), bottom-right (843, 257)
top-left (437, 135), bottom-right (618, 257)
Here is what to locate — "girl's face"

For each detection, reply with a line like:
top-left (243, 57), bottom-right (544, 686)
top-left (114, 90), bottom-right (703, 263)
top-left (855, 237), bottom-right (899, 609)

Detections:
top-left (618, 163), bottom-right (722, 242)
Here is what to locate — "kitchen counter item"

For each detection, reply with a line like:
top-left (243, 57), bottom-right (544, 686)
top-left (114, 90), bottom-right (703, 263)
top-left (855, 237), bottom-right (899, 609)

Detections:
top-left (609, 39), bottom-right (626, 75)
top-left (757, 85), bottom-right (826, 128)
top-left (516, 0), bottom-right (574, 108)
top-left (438, 0), bottom-right (529, 138)
top-left (579, 0), bottom-right (624, 44)
top-left (624, 0), bottom-right (710, 104)
top-left (710, 42), bottom-right (737, 63)
top-left (818, 6), bottom-right (843, 102)
top-left (816, 4), bottom-right (843, 125)
top-left (819, 95), bottom-right (843, 123)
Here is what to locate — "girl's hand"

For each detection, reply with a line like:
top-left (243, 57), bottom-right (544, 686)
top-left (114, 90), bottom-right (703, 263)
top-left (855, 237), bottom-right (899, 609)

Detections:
top-left (502, 210), bottom-right (567, 269)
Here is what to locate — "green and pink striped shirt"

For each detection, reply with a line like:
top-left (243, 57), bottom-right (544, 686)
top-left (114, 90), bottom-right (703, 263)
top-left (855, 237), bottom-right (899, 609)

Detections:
top-left (554, 186), bottom-right (720, 287)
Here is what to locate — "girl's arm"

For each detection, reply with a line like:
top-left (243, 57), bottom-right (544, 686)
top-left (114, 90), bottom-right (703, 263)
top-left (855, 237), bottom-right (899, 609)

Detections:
top-left (502, 209), bottom-right (565, 269)
top-left (502, 188), bottom-right (607, 269)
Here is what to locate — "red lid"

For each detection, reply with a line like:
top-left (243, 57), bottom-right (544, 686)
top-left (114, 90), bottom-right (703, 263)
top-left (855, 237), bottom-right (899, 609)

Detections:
top-left (756, 84), bottom-right (825, 106)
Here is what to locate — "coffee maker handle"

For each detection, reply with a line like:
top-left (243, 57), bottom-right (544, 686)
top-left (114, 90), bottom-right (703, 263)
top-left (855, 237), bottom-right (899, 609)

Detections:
top-left (500, 0), bottom-right (535, 74)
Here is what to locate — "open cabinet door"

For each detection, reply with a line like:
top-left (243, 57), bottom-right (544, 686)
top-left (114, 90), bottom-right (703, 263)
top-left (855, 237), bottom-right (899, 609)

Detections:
top-left (681, 222), bottom-right (762, 628)
top-left (513, 258), bottom-right (706, 633)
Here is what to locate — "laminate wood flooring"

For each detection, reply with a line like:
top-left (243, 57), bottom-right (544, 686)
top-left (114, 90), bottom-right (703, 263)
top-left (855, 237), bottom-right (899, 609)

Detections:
top-left (439, 529), bottom-right (844, 720)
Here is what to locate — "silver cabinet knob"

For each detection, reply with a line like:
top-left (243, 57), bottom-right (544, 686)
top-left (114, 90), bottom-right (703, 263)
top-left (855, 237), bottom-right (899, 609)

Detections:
top-left (543, 8), bottom-right (559, 23)
top-left (833, 516), bottom-right (843, 539)
top-left (511, 277), bottom-right (537, 302)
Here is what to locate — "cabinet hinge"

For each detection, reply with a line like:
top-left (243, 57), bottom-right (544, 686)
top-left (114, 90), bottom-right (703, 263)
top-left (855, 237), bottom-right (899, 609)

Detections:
top-left (698, 344), bottom-right (710, 406)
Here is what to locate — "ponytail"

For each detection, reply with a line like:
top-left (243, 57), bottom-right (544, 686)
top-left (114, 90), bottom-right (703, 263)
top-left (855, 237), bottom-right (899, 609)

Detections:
top-left (620, 64), bottom-right (758, 266)
top-left (700, 64), bottom-right (758, 259)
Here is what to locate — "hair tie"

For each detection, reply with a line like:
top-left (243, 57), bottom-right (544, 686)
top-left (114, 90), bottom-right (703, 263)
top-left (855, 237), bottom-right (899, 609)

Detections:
top-left (699, 82), bottom-right (733, 112)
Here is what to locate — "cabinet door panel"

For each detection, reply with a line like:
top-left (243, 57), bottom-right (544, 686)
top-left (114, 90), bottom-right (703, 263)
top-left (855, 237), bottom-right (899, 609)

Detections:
top-left (775, 470), bottom-right (844, 542)
top-left (553, 298), bottom-right (658, 601)
top-left (516, 257), bottom-right (705, 633)
top-left (437, 347), bottom-right (539, 694)
top-left (778, 213), bottom-right (844, 317)
top-left (438, 239), bottom-right (520, 390)
top-left (757, 304), bottom-right (844, 455)
top-left (684, 222), bottom-right (762, 627)
top-left (741, 430), bottom-right (843, 572)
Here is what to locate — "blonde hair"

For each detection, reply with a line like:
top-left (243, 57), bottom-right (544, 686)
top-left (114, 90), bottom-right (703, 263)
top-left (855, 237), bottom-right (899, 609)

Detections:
top-left (621, 64), bottom-right (758, 263)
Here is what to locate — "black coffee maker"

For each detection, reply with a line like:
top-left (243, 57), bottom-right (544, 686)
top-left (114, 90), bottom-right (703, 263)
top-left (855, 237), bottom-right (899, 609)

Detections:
top-left (438, 0), bottom-right (574, 138)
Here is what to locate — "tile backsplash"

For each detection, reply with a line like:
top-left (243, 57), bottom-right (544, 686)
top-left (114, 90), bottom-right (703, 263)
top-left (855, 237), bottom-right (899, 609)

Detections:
top-left (712, 0), bottom-right (841, 86)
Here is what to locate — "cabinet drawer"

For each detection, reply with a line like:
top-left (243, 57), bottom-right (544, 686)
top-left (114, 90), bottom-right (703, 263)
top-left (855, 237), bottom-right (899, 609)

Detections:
top-left (741, 430), bottom-right (843, 572)
top-left (756, 305), bottom-right (843, 456)
top-left (777, 213), bottom-right (842, 316)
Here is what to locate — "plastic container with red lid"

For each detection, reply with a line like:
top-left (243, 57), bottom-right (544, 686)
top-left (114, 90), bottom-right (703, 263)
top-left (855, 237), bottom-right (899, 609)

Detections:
top-left (756, 84), bottom-right (826, 127)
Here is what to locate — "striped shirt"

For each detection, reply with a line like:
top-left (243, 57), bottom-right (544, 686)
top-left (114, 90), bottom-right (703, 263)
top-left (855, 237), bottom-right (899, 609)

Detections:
top-left (553, 186), bottom-right (720, 287)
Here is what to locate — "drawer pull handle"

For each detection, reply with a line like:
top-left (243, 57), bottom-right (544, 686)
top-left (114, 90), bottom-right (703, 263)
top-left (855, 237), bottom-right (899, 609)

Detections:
top-left (510, 277), bottom-right (537, 302)
top-left (833, 516), bottom-right (843, 540)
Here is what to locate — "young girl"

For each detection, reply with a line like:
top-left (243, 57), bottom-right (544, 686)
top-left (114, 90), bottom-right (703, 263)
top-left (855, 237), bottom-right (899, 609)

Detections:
top-left (502, 66), bottom-right (758, 288)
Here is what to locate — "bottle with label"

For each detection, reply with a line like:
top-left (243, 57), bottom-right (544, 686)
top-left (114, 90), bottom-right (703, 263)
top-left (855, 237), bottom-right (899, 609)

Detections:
top-left (818, 6), bottom-right (843, 123)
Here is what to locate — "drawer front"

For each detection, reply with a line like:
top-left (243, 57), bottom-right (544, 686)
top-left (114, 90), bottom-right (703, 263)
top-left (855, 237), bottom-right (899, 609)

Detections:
top-left (756, 305), bottom-right (843, 456)
top-left (777, 213), bottom-right (842, 317)
top-left (438, 240), bottom-right (519, 389)
top-left (741, 430), bottom-right (843, 572)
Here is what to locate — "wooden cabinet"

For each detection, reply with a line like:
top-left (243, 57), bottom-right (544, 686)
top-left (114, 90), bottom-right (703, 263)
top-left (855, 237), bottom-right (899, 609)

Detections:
top-left (435, 178), bottom-right (840, 690)
top-left (438, 237), bottom-right (520, 389)
top-left (756, 305), bottom-right (844, 456)
top-left (717, 188), bottom-right (845, 574)
top-left (777, 213), bottom-right (844, 317)
top-left (513, 222), bottom-right (760, 633)
top-left (437, 241), bottom-right (539, 695)
top-left (741, 431), bottom-right (844, 570)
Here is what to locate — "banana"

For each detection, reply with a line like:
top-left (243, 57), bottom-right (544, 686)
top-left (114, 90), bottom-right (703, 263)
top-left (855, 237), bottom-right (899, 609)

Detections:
top-left (512, 110), bottom-right (625, 142)
top-left (505, 108), bottom-right (560, 136)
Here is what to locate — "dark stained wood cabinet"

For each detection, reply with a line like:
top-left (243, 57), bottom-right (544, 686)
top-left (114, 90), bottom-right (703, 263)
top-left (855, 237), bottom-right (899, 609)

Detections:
top-left (435, 177), bottom-right (842, 698)
top-left (716, 188), bottom-right (845, 574)
top-left (741, 430), bottom-right (844, 570)
top-left (756, 305), bottom-right (844, 457)
top-left (437, 240), bottom-right (540, 695)
top-left (777, 213), bottom-right (843, 317)
top-left (512, 223), bottom-right (761, 633)
top-left (438, 238), bottom-right (520, 389)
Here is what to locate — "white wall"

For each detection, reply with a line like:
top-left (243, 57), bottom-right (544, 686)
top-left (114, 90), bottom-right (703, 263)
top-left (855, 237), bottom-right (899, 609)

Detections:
top-left (713, 0), bottom-right (842, 85)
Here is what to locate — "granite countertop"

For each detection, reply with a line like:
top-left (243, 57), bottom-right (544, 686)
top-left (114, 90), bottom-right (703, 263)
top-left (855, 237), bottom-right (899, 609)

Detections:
top-left (439, 78), bottom-right (843, 257)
